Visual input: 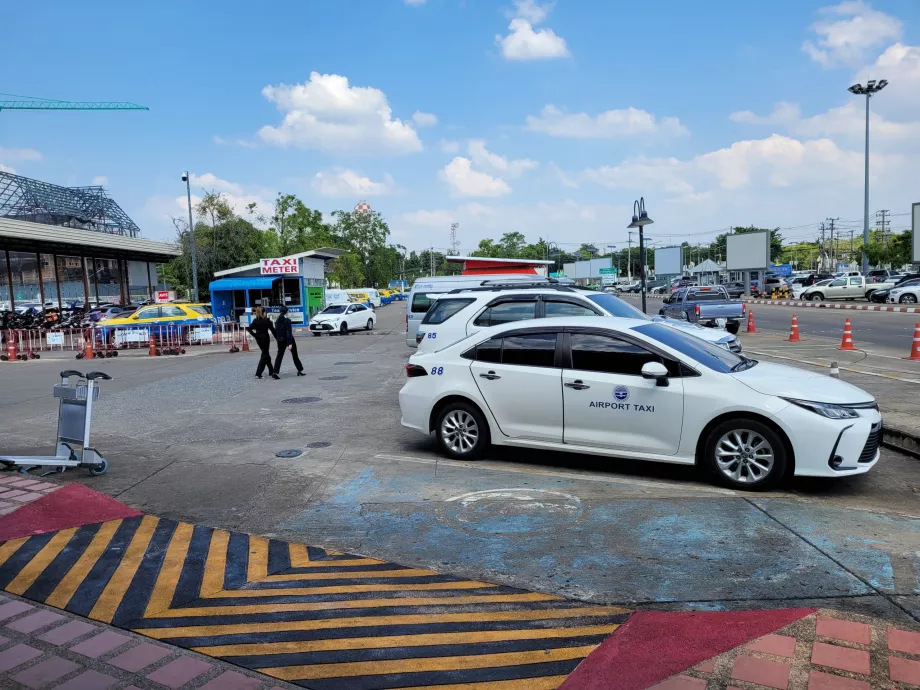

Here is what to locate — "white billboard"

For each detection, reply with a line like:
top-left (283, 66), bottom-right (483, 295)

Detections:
top-left (655, 246), bottom-right (683, 276)
top-left (726, 232), bottom-right (770, 271)
top-left (913, 203), bottom-right (919, 263)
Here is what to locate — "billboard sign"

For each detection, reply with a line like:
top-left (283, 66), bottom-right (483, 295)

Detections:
top-left (654, 246), bottom-right (683, 276)
top-left (726, 232), bottom-right (770, 271)
top-left (260, 257), bottom-right (298, 275)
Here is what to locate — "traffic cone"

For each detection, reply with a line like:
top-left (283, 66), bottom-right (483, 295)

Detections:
top-left (149, 335), bottom-right (157, 357)
top-left (837, 318), bottom-right (857, 351)
top-left (746, 309), bottom-right (757, 333)
top-left (906, 323), bottom-right (920, 361)
top-left (6, 330), bottom-right (18, 362)
top-left (787, 314), bottom-right (802, 342)
top-left (83, 328), bottom-right (94, 360)
top-left (241, 337), bottom-right (250, 353)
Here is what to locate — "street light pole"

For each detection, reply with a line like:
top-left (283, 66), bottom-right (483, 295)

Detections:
top-left (627, 198), bottom-right (654, 314)
top-left (182, 172), bottom-right (199, 301)
top-left (848, 79), bottom-right (888, 275)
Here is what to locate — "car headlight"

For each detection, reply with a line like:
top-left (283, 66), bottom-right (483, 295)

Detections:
top-left (782, 398), bottom-right (861, 419)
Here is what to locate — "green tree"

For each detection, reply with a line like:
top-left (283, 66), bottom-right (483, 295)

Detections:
top-left (331, 209), bottom-right (390, 278)
top-left (498, 232), bottom-right (526, 257)
top-left (329, 253), bottom-right (365, 288)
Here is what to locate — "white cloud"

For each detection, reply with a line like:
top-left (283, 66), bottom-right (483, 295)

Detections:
top-left (496, 1), bottom-right (569, 61)
top-left (730, 102), bottom-right (802, 126)
top-left (411, 111), bottom-right (438, 127)
top-left (547, 162), bottom-right (578, 188)
top-left (0, 147), bottom-right (42, 163)
top-left (439, 157), bottom-right (512, 197)
top-left (802, 1), bottom-right (902, 67)
top-left (855, 43), bottom-right (920, 118)
top-left (312, 169), bottom-right (396, 197)
top-left (189, 173), bottom-right (244, 195)
top-left (467, 139), bottom-right (537, 178)
top-left (91, 176), bottom-right (109, 186)
top-left (258, 72), bottom-right (423, 155)
top-left (497, 18), bottom-right (569, 60)
top-left (525, 104), bottom-right (689, 139)
top-left (401, 208), bottom-right (456, 227)
top-left (440, 139), bottom-right (460, 154)
top-left (0, 164), bottom-right (15, 174)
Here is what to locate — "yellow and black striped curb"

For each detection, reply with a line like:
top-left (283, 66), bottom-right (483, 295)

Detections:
top-left (0, 516), bottom-right (630, 689)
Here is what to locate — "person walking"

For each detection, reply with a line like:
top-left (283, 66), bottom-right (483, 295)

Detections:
top-left (273, 306), bottom-right (304, 376)
top-left (246, 306), bottom-right (279, 379)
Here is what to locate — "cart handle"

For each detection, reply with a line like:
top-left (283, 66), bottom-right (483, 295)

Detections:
top-left (60, 370), bottom-right (84, 379)
top-left (85, 371), bottom-right (112, 381)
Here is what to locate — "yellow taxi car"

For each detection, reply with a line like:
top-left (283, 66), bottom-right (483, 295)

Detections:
top-left (97, 303), bottom-right (216, 348)
top-left (347, 292), bottom-right (373, 308)
top-left (103, 303), bottom-right (214, 327)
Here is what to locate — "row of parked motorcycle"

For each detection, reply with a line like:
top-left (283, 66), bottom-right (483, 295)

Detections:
top-left (1, 306), bottom-right (96, 331)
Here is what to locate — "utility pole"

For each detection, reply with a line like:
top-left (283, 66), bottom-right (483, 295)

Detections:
top-left (826, 218), bottom-right (838, 272)
top-left (627, 231), bottom-right (634, 282)
top-left (430, 246), bottom-right (435, 277)
top-left (449, 223), bottom-right (460, 255)
top-left (850, 230), bottom-right (854, 265)
top-left (818, 223), bottom-right (825, 272)
top-left (875, 209), bottom-right (890, 244)
top-left (182, 172), bottom-right (199, 301)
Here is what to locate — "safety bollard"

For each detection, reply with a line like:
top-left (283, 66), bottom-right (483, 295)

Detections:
top-left (6, 330), bottom-right (18, 362)
top-left (829, 361), bottom-right (840, 378)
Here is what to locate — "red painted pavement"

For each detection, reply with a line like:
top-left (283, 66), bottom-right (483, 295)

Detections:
top-left (0, 484), bottom-right (141, 541)
top-left (560, 608), bottom-right (815, 690)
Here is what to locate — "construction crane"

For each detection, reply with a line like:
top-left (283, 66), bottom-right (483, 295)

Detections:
top-left (0, 93), bottom-right (148, 112)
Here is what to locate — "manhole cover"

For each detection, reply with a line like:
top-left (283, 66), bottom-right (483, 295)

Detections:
top-left (307, 441), bottom-right (332, 449)
top-left (275, 449), bottom-right (303, 458)
top-left (319, 375), bottom-right (348, 381)
top-left (281, 397), bottom-right (322, 404)
top-left (335, 361), bottom-right (372, 365)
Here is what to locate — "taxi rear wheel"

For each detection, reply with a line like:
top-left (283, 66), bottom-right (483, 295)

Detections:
top-left (436, 402), bottom-right (489, 460)
top-left (704, 419), bottom-right (786, 490)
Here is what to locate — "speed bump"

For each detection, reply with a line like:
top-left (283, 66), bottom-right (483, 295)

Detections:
top-left (0, 515), bottom-right (630, 688)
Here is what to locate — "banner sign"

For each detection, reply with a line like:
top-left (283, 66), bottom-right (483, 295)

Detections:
top-left (260, 258), bottom-right (298, 275)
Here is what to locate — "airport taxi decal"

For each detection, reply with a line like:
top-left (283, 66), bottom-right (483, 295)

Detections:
top-left (588, 385), bottom-right (655, 413)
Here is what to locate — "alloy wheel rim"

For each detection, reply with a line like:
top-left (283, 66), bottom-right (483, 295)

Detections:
top-left (442, 410), bottom-right (479, 454)
top-left (715, 429), bottom-right (775, 483)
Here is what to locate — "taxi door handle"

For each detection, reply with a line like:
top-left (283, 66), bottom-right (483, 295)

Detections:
top-left (565, 380), bottom-right (590, 390)
top-left (479, 371), bottom-right (501, 380)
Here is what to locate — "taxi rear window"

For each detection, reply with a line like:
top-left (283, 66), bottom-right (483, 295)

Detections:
top-left (411, 292), bottom-right (442, 313)
top-left (188, 305), bottom-right (211, 315)
top-left (422, 298), bottom-right (474, 325)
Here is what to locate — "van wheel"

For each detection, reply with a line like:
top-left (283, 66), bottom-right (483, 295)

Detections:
top-left (436, 402), bottom-right (490, 460)
top-left (704, 419), bottom-right (786, 490)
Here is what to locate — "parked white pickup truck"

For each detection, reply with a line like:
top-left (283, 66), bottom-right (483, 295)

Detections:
top-left (800, 275), bottom-right (896, 301)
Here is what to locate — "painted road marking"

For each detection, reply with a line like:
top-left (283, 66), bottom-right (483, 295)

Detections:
top-left (748, 350), bottom-right (920, 385)
top-left (0, 516), bottom-right (629, 688)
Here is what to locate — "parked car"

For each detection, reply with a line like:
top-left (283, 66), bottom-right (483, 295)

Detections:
top-left (887, 282), bottom-right (920, 305)
top-left (723, 282), bottom-right (747, 299)
top-left (660, 286), bottom-right (745, 334)
top-left (308, 303), bottom-right (376, 335)
top-left (866, 269), bottom-right (893, 284)
top-left (801, 275), bottom-right (897, 301)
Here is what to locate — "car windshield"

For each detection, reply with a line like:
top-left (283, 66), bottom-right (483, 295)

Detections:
top-left (321, 305), bottom-right (348, 314)
top-left (583, 293), bottom-right (650, 320)
top-left (633, 323), bottom-right (754, 373)
top-left (187, 306), bottom-right (210, 315)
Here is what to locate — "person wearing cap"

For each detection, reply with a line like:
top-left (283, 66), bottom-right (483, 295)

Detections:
top-left (273, 306), bottom-right (304, 376)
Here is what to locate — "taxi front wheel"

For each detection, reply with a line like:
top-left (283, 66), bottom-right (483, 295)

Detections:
top-left (704, 419), bottom-right (787, 490)
top-left (436, 402), bottom-right (489, 460)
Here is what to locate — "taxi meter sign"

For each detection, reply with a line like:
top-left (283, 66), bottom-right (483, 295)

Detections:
top-left (260, 258), bottom-right (298, 275)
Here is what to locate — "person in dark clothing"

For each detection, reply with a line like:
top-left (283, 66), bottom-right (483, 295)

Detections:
top-left (273, 306), bottom-right (305, 376)
top-left (246, 306), bottom-right (279, 379)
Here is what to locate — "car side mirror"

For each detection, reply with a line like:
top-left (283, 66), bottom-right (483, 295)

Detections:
top-left (641, 361), bottom-right (669, 387)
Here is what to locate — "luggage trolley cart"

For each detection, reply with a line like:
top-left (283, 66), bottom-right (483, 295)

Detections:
top-left (0, 370), bottom-right (111, 476)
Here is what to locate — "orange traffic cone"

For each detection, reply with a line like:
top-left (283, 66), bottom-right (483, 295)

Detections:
top-left (6, 330), bottom-right (18, 362)
top-left (83, 328), bottom-right (94, 360)
top-left (746, 309), bottom-right (757, 333)
top-left (906, 323), bottom-right (920, 361)
top-left (241, 336), bottom-right (250, 353)
top-left (837, 318), bottom-right (857, 351)
top-left (787, 314), bottom-right (802, 342)
top-left (149, 335), bottom-right (157, 357)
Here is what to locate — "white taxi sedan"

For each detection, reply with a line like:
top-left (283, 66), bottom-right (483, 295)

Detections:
top-left (399, 317), bottom-right (881, 490)
top-left (309, 303), bottom-right (376, 335)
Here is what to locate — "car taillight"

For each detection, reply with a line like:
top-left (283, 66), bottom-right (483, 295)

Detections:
top-left (695, 304), bottom-right (700, 316)
top-left (742, 303), bottom-right (746, 313)
top-left (416, 332), bottom-right (424, 344)
top-left (406, 364), bottom-right (428, 377)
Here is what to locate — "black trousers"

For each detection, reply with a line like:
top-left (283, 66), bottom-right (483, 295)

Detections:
top-left (274, 339), bottom-right (303, 374)
top-left (255, 337), bottom-right (274, 377)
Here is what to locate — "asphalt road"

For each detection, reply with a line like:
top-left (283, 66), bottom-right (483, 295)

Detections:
top-left (3, 303), bottom-right (920, 623)
top-left (637, 296), bottom-right (920, 353)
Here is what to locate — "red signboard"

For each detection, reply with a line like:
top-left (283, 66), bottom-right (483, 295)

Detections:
top-left (260, 258), bottom-right (298, 275)
top-left (156, 291), bottom-right (170, 303)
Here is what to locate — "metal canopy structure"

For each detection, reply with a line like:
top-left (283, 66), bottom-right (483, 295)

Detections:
top-left (0, 172), bottom-right (141, 238)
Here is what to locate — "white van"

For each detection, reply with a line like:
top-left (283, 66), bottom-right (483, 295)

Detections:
top-left (346, 288), bottom-right (381, 308)
top-left (406, 274), bottom-right (549, 347)
top-left (324, 289), bottom-right (351, 308)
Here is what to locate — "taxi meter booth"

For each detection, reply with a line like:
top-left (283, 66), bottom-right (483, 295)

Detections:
top-left (208, 248), bottom-right (345, 326)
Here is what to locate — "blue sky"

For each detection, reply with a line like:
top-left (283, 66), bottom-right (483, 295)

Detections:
top-left (2, 0), bottom-right (919, 254)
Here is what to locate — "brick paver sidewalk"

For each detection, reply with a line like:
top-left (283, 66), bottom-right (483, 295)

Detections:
top-left (651, 610), bottom-right (920, 689)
